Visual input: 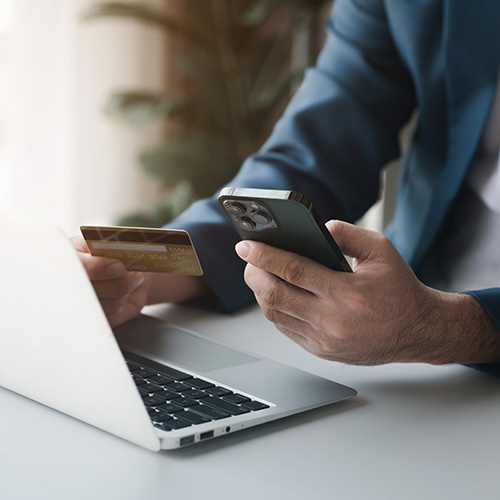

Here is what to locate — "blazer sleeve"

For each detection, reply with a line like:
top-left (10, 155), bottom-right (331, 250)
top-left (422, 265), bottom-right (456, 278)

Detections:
top-left (167, 0), bottom-right (416, 312)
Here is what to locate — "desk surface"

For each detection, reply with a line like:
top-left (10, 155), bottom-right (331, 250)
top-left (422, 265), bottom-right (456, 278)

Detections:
top-left (1, 304), bottom-right (499, 500)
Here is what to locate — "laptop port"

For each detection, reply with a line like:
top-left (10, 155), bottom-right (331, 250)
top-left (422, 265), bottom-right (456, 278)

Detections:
top-left (180, 435), bottom-right (195, 446)
top-left (200, 431), bottom-right (214, 441)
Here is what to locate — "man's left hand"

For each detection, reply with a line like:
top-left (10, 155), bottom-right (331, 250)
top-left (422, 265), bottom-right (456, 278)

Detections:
top-left (235, 220), bottom-right (498, 365)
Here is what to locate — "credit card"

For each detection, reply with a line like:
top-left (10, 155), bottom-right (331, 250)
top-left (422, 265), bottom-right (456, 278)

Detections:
top-left (80, 225), bottom-right (203, 276)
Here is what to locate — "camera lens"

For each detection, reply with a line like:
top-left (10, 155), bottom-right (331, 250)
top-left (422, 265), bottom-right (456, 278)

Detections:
top-left (250, 210), bottom-right (272, 226)
top-left (223, 201), bottom-right (246, 217)
top-left (234, 217), bottom-right (255, 231)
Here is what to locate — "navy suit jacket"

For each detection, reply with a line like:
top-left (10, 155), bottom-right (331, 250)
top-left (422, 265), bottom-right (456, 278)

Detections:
top-left (170, 0), bottom-right (500, 335)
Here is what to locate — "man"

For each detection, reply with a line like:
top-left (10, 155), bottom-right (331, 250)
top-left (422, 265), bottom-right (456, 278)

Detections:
top-left (74, 0), bottom-right (500, 367)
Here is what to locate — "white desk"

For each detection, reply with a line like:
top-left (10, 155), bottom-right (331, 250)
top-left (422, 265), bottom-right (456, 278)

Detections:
top-left (1, 304), bottom-right (499, 500)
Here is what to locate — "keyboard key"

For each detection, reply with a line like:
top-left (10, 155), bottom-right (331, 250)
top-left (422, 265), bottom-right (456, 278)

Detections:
top-left (205, 387), bottom-right (232, 397)
top-left (124, 352), bottom-right (193, 381)
top-left (202, 397), bottom-right (250, 415)
top-left (142, 383), bottom-right (165, 394)
top-left (148, 374), bottom-right (175, 385)
top-left (149, 410), bottom-right (173, 423)
top-left (142, 393), bottom-right (168, 406)
top-left (131, 367), bottom-right (157, 378)
top-left (156, 418), bottom-right (191, 430)
top-left (161, 389), bottom-right (183, 401)
top-left (241, 401), bottom-right (270, 411)
top-left (222, 394), bottom-right (250, 404)
top-left (186, 389), bottom-right (210, 399)
top-left (176, 410), bottom-right (211, 425)
top-left (185, 378), bottom-right (215, 390)
top-left (157, 401), bottom-right (184, 414)
top-left (132, 374), bottom-right (147, 386)
top-left (156, 366), bottom-right (193, 382)
top-left (166, 382), bottom-right (193, 393)
top-left (175, 397), bottom-right (198, 408)
top-left (190, 404), bottom-right (231, 420)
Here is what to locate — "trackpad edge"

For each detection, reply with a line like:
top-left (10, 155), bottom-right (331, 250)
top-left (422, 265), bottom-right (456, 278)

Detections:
top-left (116, 322), bottom-right (261, 374)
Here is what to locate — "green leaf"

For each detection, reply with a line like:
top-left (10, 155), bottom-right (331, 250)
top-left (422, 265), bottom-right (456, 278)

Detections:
top-left (253, 69), bottom-right (304, 111)
top-left (154, 181), bottom-right (197, 221)
top-left (115, 212), bottom-right (163, 228)
top-left (104, 91), bottom-right (187, 127)
top-left (139, 133), bottom-right (238, 190)
top-left (240, 0), bottom-right (279, 26)
top-left (115, 181), bottom-right (198, 227)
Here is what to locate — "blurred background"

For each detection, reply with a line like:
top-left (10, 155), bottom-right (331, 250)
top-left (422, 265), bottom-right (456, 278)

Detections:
top-left (0, 0), bottom-right (388, 236)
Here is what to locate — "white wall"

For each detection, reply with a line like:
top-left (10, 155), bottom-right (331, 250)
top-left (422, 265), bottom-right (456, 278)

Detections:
top-left (75, 0), bottom-right (166, 231)
top-left (0, 0), bottom-right (165, 235)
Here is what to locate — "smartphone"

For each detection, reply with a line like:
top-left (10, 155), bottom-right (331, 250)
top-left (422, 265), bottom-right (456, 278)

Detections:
top-left (218, 187), bottom-right (352, 273)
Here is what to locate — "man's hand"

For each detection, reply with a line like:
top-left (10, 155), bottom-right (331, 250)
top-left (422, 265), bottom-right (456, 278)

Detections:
top-left (71, 235), bottom-right (212, 328)
top-left (71, 235), bottom-right (151, 327)
top-left (235, 220), bottom-right (500, 365)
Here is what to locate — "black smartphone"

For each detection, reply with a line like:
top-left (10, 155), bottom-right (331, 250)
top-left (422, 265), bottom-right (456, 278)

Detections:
top-left (218, 187), bottom-right (352, 273)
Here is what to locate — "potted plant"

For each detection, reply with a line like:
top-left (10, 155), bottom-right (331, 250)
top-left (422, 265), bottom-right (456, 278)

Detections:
top-left (84, 0), bottom-right (332, 226)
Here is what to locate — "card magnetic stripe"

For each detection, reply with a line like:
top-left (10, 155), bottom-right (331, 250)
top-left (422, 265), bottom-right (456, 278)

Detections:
top-left (81, 229), bottom-right (191, 245)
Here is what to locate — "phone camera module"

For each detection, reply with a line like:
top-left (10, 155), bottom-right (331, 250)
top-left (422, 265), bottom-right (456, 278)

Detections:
top-left (223, 201), bottom-right (246, 217)
top-left (250, 210), bottom-right (272, 226)
top-left (234, 217), bottom-right (256, 231)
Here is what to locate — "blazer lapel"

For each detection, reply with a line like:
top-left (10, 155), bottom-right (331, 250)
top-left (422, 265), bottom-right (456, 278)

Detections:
top-left (414, 0), bottom-right (500, 267)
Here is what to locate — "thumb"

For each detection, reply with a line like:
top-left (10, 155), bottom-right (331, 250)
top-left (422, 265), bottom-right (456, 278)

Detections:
top-left (325, 220), bottom-right (383, 263)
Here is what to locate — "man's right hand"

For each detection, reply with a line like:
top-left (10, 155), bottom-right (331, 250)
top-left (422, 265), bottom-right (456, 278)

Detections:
top-left (71, 234), bottom-right (212, 328)
top-left (71, 235), bottom-right (152, 327)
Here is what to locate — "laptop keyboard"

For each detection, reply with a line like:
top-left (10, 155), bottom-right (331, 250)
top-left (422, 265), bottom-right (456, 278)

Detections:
top-left (124, 351), bottom-right (270, 431)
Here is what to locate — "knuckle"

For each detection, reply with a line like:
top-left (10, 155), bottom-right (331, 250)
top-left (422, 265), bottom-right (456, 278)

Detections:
top-left (260, 305), bottom-right (272, 322)
top-left (101, 298), bottom-right (125, 315)
top-left (260, 279), bottom-right (283, 308)
top-left (263, 304), bottom-right (281, 324)
top-left (116, 277), bottom-right (135, 297)
top-left (376, 233), bottom-right (395, 253)
top-left (281, 258), bottom-right (305, 284)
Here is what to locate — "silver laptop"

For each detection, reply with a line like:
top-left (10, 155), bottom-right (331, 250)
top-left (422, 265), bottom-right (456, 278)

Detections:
top-left (0, 210), bottom-right (356, 451)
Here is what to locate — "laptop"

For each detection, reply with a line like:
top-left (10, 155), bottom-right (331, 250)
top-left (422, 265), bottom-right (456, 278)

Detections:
top-left (0, 210), bottom-right (357, 451)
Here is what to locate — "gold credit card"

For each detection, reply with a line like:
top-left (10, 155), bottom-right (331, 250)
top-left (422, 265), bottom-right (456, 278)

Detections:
top-left (80, 225), bottom-right (203, 276)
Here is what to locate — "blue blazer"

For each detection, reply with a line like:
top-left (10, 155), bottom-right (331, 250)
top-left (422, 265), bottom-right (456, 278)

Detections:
top-left (171, 0), bottom-right (500, 333)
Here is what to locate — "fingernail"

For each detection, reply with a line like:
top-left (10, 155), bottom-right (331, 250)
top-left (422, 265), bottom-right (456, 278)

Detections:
top-left (106, 262), bottom-right (126, 277)
top-left (235, 241), bottom-right (251, 259)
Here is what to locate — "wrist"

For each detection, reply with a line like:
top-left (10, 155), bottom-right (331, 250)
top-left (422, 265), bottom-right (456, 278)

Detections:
top-left (426, 290), bottom-right (500, 365)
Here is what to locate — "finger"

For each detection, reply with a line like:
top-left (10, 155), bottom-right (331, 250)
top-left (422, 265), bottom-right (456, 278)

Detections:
top-left (70, 235), bottom-right (89, 253)
top-left (272, 322), bottom-right (346, 362)
top-left (244, 263), bottom-right (315, 323)
top-left (71, 234), bottom-right (128, 280)
top-left (100, 297), bottom-right (127, 316)
top-left (105, 287), bottom-right (149, 328)
top-left (236, 240), bottom-right (332, 294)
top-left (245, 265), bottom-right (343, 357)
top-left (325, 220), bottom-right (388, 262)
top-left (92, 272), bottom-right (145, 300)
top-left (79, 252), bottom-right (127, 281)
